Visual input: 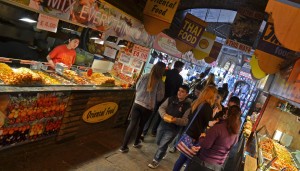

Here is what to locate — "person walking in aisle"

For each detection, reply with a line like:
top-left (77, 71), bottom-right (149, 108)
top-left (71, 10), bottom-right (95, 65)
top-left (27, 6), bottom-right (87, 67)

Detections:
top-left (145, 61), bottom-right (185, 137)
top-left (148, 85), bottom-right (191, 169)
top-left (119, 62), bottom-right (166, 153)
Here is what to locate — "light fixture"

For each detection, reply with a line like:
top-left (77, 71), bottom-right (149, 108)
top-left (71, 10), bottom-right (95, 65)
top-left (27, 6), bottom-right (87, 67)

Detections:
top-left (117, 39), bottom-right (129, 47)
top-left (94, 39), bottom-right (104, 45)
top-left (106, 36), bottom-right (118, 43)
top-left (90, 31), bottom-right (103, 40)
top-left (62, 27), bottom-right (75, 32)
top-left (19, 17), bottom-right (37, 23)
top-left (273, 130), bottom-right (283, 141)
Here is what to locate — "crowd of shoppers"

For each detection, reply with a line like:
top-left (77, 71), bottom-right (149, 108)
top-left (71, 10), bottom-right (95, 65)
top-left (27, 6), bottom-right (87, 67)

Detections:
top-left (120, 64), bottom-right (242, 171)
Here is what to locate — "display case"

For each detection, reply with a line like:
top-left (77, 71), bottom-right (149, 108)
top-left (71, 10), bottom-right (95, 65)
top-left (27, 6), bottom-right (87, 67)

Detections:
top-left (254, 127), bottom-right (298, 171)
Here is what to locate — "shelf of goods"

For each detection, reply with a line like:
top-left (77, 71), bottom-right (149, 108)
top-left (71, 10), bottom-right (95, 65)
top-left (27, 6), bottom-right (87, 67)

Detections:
top-left (256, 134), bottom-right (298, 171)
top-left (0, 63), bottom-right (135, 150)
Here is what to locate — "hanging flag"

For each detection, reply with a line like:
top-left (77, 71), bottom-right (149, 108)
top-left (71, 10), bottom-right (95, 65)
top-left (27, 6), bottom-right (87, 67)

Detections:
top-left (250, 55), bottom-right (267, 79)
top-left (226, 8), bottom-right (264, 53)
top-left (255, 19), bottom-right (295, 74)
top-left (175, 13), bottom-right (207, 53)
top-left (143, 0), bottom-right (180, 35)
top-left (192, 31), bottom-right (216, 60)
top-left (265, 0), bottom-right (300, 51)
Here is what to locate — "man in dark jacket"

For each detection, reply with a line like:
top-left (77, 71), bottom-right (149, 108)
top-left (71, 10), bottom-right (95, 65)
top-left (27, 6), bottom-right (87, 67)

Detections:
top-left (148, 85), bottom-right (191, 169)
top-left (164, 61), bottom-right (184, 97)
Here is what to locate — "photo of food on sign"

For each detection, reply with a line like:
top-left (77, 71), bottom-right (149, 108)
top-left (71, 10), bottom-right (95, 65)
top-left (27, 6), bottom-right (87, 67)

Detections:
top-left (130, 58), bottom-right (143, 70)
top-left (121, 65), bottom-right (134, 77)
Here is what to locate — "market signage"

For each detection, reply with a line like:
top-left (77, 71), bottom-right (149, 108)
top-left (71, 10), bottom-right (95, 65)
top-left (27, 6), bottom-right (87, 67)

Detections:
top-left (37, 14), bottom-right (59, 33)
top-left (203, 41), bottom-right (223, 63)
top-left (175, 13), bottom-right (207, 53)
top-left (254, 21), bottom-right (295, 74)
top-left (82, 102), bottom-right (118, 123)
top-left (12, 0), bottom-right (154, 48)
top-left (250, 55), bottom-right (267, 80)
top-left (153, 33), bottom-right (182, 58)
top-left (226, 8), bottom-right (264, 53)
top-left (143, 0), bottom-right (180, 35)
top-left (265, 0), bottom-right (300, 52)
top-left (192, 31), bottom-right (216, 60)
top-left (132, 45), bottom-right (150, 62)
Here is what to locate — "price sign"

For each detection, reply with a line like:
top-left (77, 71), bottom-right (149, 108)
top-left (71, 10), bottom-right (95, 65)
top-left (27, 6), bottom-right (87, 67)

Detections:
top-left (37, 14), bottom-right (59, 33)
top-left (132, 45), bottom-right (150, 62)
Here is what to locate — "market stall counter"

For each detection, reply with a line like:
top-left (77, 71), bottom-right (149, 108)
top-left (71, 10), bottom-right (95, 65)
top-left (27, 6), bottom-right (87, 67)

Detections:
top-left (0, 63), bottom-right (135, 150)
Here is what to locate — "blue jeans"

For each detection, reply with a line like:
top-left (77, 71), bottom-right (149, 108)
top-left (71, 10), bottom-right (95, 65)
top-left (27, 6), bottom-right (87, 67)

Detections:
top-left (173, 153), bottom-right (190, 171)
top-left (153, 123), bottom-right (177, 162)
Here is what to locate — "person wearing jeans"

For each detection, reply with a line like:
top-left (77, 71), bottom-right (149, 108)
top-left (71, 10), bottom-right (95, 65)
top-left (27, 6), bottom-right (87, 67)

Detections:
top-left (148, 85), bottom-right (191, 169)
top-left (119, 62), bottom-right (166, 153)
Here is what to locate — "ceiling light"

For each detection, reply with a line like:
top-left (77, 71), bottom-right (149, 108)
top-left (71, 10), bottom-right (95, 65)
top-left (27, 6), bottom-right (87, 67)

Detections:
top-left (90, 37), bottom-right (99, 40)
top-left (19, 18), bottom-right (37, 23)
top-left (95, 39), bottom-right (104, 45)
top-left (117, 40), bottom-right (129, 48)
top-left (62, 27), bottom-right (75, 32)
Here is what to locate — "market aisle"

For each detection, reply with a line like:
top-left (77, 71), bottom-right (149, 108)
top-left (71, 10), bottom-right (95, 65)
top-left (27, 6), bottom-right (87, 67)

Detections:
top-left (0, 127), bottom-right (179, 171)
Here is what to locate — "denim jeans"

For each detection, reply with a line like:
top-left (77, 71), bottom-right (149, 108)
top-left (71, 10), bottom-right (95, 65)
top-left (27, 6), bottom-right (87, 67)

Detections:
top-left (173, 153), bottom-right (190, 171)
top-left (153, 123), bottom-right (177, 162)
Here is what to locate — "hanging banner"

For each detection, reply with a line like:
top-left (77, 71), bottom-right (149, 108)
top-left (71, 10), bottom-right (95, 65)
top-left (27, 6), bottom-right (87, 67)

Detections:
top-left (265, 0), bottom-right (300, 52)
top-left (250, 55), bottom-right (267, 79)
top-left (192, 31), bottom-right (216, 60)
top-left (208, 41), bottom-right (223, 61)
top-left (143, 0), bottom-right (180, 35)
top-left (153, 33), bottom-right (182, 58)
top-left (36, 13), bottom-right (59, 33)
top-left (132, 45), bottom-right (150, 62)
top-left (226, 8), bottom-right (264, 53)
top-left (11, 0), bottom-right (154, 48)
top-left (175, 13), bottom-right (207, 53)
top-left (255, 21), bottom-right (295, 74)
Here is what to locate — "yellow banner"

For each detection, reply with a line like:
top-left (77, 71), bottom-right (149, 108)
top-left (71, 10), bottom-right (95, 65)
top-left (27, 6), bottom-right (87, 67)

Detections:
top-left (250, 55), bottom-right (267, 79)
top-left (143, 0), bottom-right (180, 23)
top-left (193, 31), bottom-right (216, 60)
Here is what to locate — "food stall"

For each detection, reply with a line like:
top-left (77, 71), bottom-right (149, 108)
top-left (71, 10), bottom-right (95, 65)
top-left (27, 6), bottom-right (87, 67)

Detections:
top-left (241, 73), bottom-right (300, 171)
top-left (0, 0), bottom-right (154, 150)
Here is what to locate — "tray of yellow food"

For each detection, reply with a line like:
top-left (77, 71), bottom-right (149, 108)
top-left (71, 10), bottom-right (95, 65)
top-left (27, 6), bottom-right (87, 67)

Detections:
top-left (259, 137), bottom-right (298, 171)
top-left (0, 63), bottom-right (43, 86)
top-left (82, 72), bottom-right (115, 86)
top-left (34, 71), bottom-right (61, 85)
top-left (62, 70), bottom-right (91, 85)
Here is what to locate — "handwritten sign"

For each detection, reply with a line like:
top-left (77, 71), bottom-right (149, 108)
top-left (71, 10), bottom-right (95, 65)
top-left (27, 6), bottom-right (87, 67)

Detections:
top-left (176, 13), bottom-right (206, 47)
top-left (103, 46), bottom-right (117, 59)
top-left (143, 0), bottom-right (180, 23)
top-left (37, 14), bottom-right (59, 33)
top-left (132, 45), bottom-right (150, 62)
top-left (153, 33), bottom-right (182, 58)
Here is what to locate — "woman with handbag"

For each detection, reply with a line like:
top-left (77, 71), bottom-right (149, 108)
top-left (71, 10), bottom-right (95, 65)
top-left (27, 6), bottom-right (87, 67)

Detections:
top-left (185, 105), bottom-right (242, 171)
top-left (173, 85), bottom-right (218, 171)
top-left (119, 62), bottom-right (166, 153)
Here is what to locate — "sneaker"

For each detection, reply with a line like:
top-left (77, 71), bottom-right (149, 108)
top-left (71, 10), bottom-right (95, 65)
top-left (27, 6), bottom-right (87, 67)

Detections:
top-left (119, 146), bottom-right (129, 153)
top-left (162, 154), bottom-right (167, 160)
top-left (169, 147), bottom-right (177, 153)
top-left (133, 140), bottom-right (142, 148)
top-left (148, 160), bottom-right (159, 169)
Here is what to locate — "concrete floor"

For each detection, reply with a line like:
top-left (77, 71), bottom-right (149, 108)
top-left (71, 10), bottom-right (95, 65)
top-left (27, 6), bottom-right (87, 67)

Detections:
top-left (0, 127), bottom-right (180, 171)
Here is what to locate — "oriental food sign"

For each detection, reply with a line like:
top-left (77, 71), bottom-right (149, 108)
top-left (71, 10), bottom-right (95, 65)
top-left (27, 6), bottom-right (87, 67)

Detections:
top-left (82, 102), bottom-right (118, 123)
